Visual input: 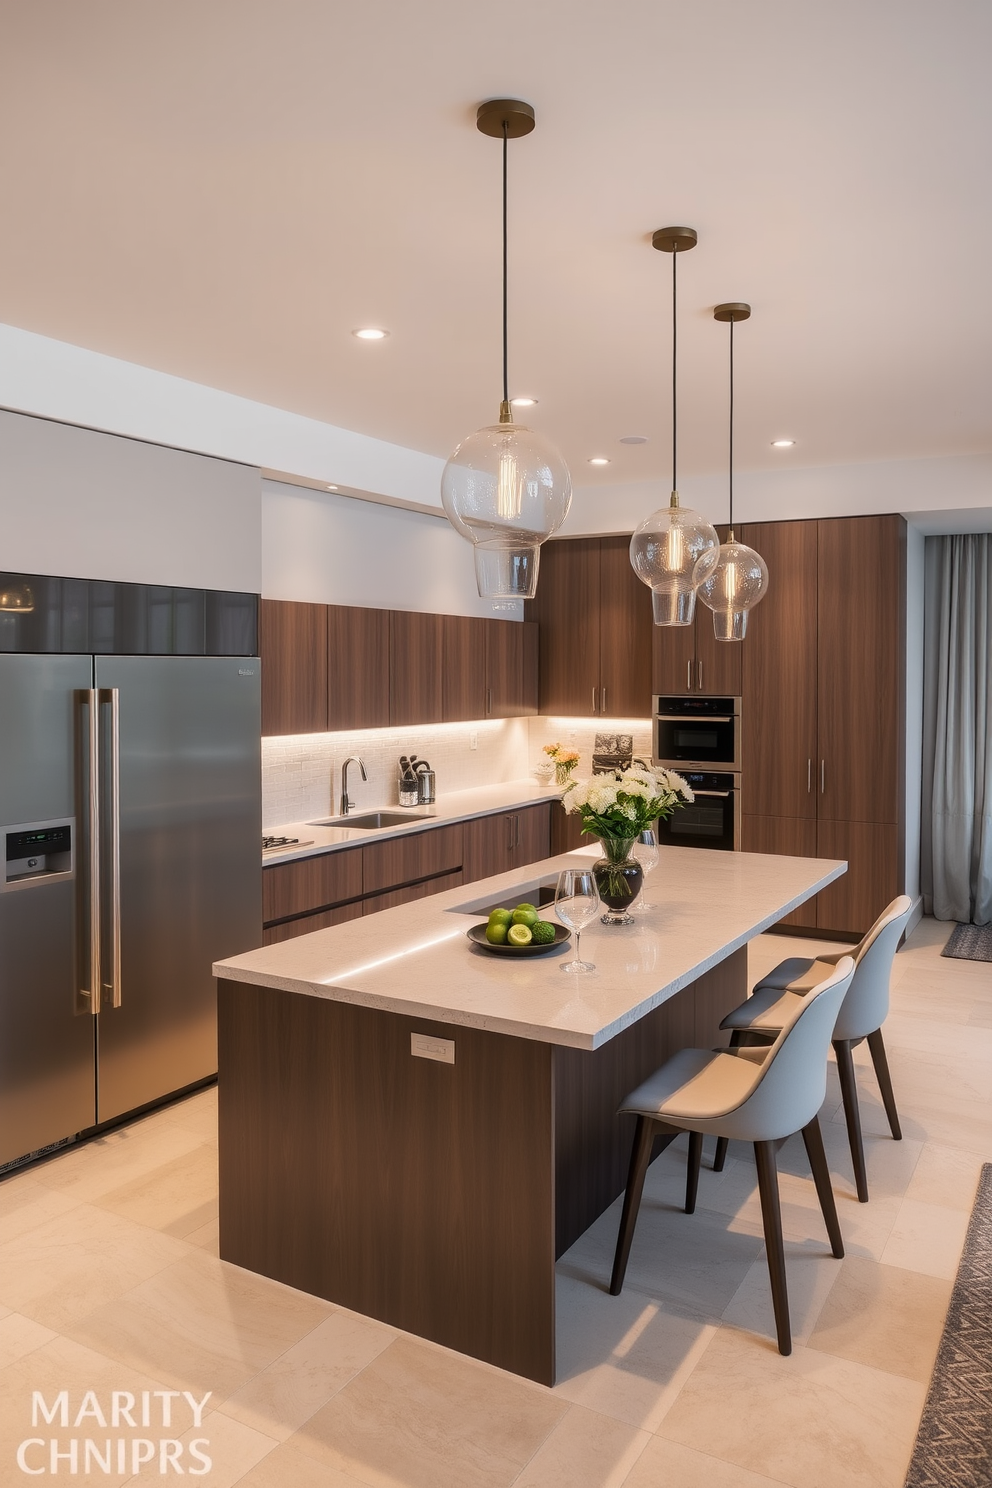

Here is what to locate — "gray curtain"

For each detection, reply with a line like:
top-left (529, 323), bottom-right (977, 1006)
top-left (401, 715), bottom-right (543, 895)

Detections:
top-left (921, 534), bottom-right (992, 923)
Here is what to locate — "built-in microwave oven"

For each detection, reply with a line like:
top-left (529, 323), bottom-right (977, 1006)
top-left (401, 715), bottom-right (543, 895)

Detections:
top-left (654, 695), bottom-right (741, 770)
top-left (656, 770), bottom-right (740, 853)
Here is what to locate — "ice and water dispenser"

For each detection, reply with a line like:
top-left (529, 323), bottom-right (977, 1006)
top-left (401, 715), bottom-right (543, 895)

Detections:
top-left (3, 820), bottom-right (74, 888)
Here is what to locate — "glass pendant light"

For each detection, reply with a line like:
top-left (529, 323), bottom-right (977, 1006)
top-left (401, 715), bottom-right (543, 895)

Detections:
top-left (694, 303), bottom-right (769, 640)
top-left (441, 99), bottom-right (572, 607)
top-left (629, 227), bottom-right (718, 625)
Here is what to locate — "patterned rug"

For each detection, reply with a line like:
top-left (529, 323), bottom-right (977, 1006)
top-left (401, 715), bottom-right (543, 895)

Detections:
top-left (941, 923), bottom-right (992, 963)
top-left (904, 1163), bottom-right (992, 1487)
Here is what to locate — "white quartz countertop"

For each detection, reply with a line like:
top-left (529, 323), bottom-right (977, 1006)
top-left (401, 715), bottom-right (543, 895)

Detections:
top-left (262, 779), bottom-right (563, 863)
top-left (218, 845), bottom-right (847, 1050)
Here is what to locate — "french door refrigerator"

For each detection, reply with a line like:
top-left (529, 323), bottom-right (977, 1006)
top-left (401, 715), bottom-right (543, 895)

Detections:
top-left (0, 653), bottom-right (261, 1171)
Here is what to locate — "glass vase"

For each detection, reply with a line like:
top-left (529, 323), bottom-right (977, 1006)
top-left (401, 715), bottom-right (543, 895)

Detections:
top-left (555, 762), bottom-right (576, 787)
top-left (593, 836), bottom-right (644, 925)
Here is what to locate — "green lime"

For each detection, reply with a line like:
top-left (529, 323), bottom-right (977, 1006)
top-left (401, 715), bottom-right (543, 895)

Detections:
top-left (488, 907), bottom-right (512, 927)
top-left (507, 923), bottom-right (533, 947)
top-left (486, 920), bottom-right (509, 946)
top-left (531, 920), bottom-right (556, 946)
top-left (514, 902), bottom-right (537, 914)
top-left (511, 907), bottom-right (538, 928)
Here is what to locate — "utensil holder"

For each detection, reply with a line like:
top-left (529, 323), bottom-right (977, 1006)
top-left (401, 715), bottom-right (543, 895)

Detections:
top-left (398, 778), bottom-right (418, 807)
top-left (417, 770), bottom-right (436, 805)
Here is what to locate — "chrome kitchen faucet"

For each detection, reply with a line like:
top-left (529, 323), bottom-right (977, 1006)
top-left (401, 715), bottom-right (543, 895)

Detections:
top-left (340, 756), bottom-right (367, 816)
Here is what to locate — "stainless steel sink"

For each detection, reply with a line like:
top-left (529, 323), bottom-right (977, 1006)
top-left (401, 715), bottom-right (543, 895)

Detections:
top-left (307, 811), bottom-right (427, 830)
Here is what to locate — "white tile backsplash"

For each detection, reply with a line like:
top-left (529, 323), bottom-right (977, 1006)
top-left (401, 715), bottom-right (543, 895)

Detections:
top-left (526, 715), bottom-right (654, 781)
top-left (262, 718), bottom-right (530, 828)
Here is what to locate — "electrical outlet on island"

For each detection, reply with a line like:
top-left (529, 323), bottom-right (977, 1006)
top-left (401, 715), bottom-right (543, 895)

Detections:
top-left (470, 731), bottom-right (478, 750)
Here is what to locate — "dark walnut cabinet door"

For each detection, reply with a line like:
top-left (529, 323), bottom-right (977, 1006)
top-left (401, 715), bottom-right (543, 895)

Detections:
top-left (260, 599), bottom-right (328, 736)
top-left (462, 812), bottom-right (518, 883)
top-left (693, 608), bottom-right (742, 697)
top-left (327, 605), bottom-right (389, 730)
top-left (486, 619), bottom-right (539, 718)
top-left (598, 537), bottom-right (653, 717)
top-left (442, 616), bottom-right (488, 723)
top-left (742, 815), bottom-right (818, 929)
top-left (652, 621), bottom-right (697, 696)
top-left (389, 610), bottom-right (444, 726)
top-left (528, 539), bottom-right (601, 715)
top-left (815, 820), bottom-right (900, 937)
top-left (740, 521), bottom-right (818, 819)
top-left (817, 515), bottom-right (905, 826)
top-left (262, 847), bottom-right (364, 924)
top-left (363, 824), bottom-right (464, 896)
top-left (511, 803), bottom-right (551, 868)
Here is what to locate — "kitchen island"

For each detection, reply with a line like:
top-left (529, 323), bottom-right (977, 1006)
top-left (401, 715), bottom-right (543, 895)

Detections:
top-left (214, 845), bottom-right (844, 1385)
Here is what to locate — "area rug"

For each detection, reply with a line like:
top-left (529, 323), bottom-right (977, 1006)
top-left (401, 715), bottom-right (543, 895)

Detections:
top-left (904, 1163), bottom-right (992, 1487)
top-left (941, 923), bottom-right (992, 963)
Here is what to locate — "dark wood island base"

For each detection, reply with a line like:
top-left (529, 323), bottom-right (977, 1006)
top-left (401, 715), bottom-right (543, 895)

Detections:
top-left (217, 948), bottom-right (745, 1386)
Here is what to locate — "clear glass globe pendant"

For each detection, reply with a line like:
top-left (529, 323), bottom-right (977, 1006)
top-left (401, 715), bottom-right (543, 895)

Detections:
top-left (628, 227), bottom-right (718, 625)
top-left (442, 402), bottom-right (572, 606)
top-left (630, 493), bottom-right (718, 625)
top-left (441, 99), bottom-right (572, 606)
top-left (695, 303), bottom-right (769, 640)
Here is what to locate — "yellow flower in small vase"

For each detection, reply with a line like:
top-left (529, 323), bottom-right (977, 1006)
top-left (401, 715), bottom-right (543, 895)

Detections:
top-left (543, 742), bottom-right (580, 788)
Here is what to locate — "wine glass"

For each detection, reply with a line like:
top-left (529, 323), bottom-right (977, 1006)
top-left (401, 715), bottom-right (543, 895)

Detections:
top-left (632, 828), bottom-right (659, 910)
top-left (555, 869), bottom-right (600, 973)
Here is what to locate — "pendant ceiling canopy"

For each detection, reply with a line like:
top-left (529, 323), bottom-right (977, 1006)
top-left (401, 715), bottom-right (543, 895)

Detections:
top-left (441, 99), bottom-right (572, 609)
top-left (629, 228), bottom-right (718, 626)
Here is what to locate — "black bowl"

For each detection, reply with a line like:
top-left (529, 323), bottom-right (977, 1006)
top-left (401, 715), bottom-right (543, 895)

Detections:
top-left (467, 923), bottom-right (570, 957)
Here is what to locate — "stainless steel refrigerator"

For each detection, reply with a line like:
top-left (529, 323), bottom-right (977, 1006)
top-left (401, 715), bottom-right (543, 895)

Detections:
top-left (0, 653), bottom-right (261, 1170)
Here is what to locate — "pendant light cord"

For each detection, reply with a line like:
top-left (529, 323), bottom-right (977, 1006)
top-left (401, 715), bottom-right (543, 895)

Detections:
top-left (502, 121), bottom-right (509, 409)
top-left (672, 246), bottom-right (678, 494)
top-left (728, 317), bottom-right (734, 535)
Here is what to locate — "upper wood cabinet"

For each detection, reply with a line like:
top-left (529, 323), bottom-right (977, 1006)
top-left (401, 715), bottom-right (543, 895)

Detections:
top-left (526, 536), bottom-right (652, 717)
top-left (328, 606), bottom-right (389, 730)
top-left (443, 617), bottom-right (539, 723)
top-left (260, 599), bottom-right (328, 736)
top-left (816, 515), bottom-right (905, 826)
top-left (389, 610), bottom-right (443, 726)
top-left (651, 530), bottom-right (742, 698)
top-left (738, 514), bottom-right (906, 937)
top-left (740, 520), bottom-right (818, 819)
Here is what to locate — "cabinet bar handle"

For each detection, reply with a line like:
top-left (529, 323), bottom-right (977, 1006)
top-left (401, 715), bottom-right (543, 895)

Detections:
top-left (808, 759), bottom-right (812, 794)
top-left (486, 687), bottom-right (492, 716)
top-left (698, 661), bottom-right (703, 691)
top-left (592, 686), bottom-right (598, 712)
top-left (507, 815), bottom-right (514, 852)
top-left (821, 760), bottom-right (825, 794)
top-left (687, 660), bottom-right (692, 691)
top-left (601, 686), bottom-right (607, 713)
top-left (102, 688), bottom-right (122, 1009)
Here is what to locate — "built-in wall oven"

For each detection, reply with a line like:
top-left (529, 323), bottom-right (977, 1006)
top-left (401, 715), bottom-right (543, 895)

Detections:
top-left (654, 695), bottom-right (741, 770)
top-left (655, 769), bottom-right (740, 852)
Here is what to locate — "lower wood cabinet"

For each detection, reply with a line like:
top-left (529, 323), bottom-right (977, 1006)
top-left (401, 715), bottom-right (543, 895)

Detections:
top-left (262, 807), bottom-right (552, 944)
top-left (550, 801), bottom-right (586, 856)
top-left (742, 813), bottom-right (899, 938)
top-left (462, 803), bottom-right (550, 882)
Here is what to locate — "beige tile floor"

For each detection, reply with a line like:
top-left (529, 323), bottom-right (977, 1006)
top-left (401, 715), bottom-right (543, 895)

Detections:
top-left (0, 917), bottom-right (987, 1486)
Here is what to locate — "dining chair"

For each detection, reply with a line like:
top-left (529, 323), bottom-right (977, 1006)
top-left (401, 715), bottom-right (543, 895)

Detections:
top-left (713, 895), bottom-right (913, 1201)
top-left (609, 957), bottom-right (855, 1355)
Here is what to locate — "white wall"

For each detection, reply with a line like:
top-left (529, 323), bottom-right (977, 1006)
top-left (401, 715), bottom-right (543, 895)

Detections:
top-left (562, 453), bottom-right (992, 536)
top-left (261, 478), bottom-right (521, 619)
top-left (904, 525), bottom-right (925, 914)
top-left (0, 321), bottom-right (443, 513)
top-left (0, 408), bottom-right (260, 591)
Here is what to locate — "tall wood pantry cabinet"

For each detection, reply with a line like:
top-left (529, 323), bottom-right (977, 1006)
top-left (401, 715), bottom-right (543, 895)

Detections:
top-left (651, 529), bottom-right (742, 698)
top-left (738, 514), bottom-right (906, 937)
top-left (525, 536), bottom-right (653, 717)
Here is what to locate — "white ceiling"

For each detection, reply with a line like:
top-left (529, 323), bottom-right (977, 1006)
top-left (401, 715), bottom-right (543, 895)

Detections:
top-left (2, 1), bottom-right (990, 491)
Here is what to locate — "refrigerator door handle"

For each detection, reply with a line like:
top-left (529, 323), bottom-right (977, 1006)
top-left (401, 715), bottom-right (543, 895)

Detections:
top-left (78, 689), bottom-right (101, 1014)
top-left (100, 688), bottom-right (123, 1008)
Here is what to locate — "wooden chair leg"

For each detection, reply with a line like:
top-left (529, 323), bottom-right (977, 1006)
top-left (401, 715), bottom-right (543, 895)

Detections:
top-left (866, 1028), bottom-right (902, 1140)
top-left (611, 1116), bottom-right (656, 1296)
top-left (833, 1038), bottom-right (869, 1203)
top-left (753, 1140), bottom-right (792, 1356)
top-left (713, 1137), bottom-right (729, 1172)
top-left (685, 1131), bottom-right (703, 1213)
top-left (801, 1115), bottom-right (844, 1258)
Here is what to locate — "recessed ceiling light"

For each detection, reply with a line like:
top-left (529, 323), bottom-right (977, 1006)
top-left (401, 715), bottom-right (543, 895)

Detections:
top-left (771, 439), bottom-right (795, 448)
top-left (619, 435), bottom-right (649, 445)
top-left (326, 484), bottom-right (339, 491)
top-left (588, 457), bottom-right (611, 466)
top-left (353, 328), bottom-right (389, 340)
top-left (510, 396), bottom-right (538, 407)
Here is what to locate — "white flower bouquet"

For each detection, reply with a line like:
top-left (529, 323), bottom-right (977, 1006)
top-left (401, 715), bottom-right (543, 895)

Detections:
top-left (563, 766), bottom-right (694, 846)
